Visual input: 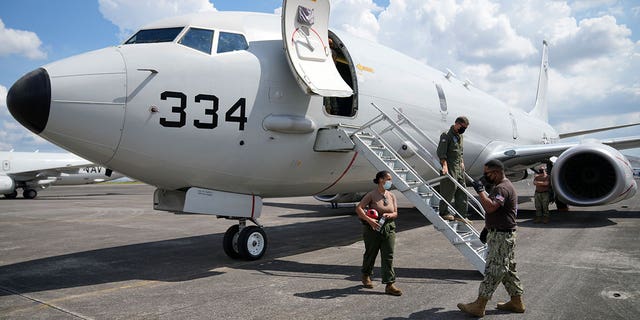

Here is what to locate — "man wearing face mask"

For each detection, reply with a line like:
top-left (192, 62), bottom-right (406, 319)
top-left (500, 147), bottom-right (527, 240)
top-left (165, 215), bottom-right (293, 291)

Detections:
top-left (355, 170), bottom-right (402, 296)
top-left (437, 116), bottom-right (470, 221)
top-left (458, 160), bottom-right (525, 317)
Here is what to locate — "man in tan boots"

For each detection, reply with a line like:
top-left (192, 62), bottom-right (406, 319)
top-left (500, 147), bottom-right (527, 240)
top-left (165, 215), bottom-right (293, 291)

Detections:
top-left (458, 160), bottom-right (525, 317)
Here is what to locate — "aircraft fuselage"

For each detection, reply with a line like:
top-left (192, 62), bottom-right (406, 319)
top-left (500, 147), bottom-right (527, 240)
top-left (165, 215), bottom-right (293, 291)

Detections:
top-left (7, 12), bottom-right (558, 198)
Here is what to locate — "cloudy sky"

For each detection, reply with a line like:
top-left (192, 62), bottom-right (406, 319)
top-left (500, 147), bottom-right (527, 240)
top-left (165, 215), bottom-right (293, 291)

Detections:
top-left (0, 0), bottom-right (638, 155)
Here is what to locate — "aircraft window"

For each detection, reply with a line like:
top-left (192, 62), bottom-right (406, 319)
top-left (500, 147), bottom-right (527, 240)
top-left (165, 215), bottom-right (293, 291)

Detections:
top-left (179, 28), bottom-right (214, 54)
top-left (217, 32), bottom-right (248, 53)
top-left (125, 27), bottom-right (184, 44)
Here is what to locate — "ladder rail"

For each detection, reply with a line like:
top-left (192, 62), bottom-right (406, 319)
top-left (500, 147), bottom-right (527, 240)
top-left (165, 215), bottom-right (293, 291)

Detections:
top-left (368, 103), bottom-right (486, 219)
top-left (382, 126), bottom-right (486, 220)
top-left (351, 133), bottom-right (487, 273)
top-left (353, 131), bottom-right (478, 235)
top-left (393, 106), bottom-right (480, 185)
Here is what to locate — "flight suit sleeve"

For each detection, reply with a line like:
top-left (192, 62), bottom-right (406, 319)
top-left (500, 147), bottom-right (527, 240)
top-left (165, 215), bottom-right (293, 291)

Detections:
top-left (437, 132), bottom-right (448, 160)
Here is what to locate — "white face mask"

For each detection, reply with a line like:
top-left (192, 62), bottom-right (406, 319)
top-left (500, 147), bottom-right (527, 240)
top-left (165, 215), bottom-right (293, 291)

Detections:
top-left (383, 180), bottom-right (392, 190)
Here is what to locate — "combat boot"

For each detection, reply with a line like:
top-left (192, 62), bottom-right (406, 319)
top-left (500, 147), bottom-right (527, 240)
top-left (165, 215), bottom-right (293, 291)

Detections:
top-left (543, 216), bottom-right (550, 224)
top-left (385, 283), bottom-right (402, 296)
top-left (534, 216), bottom-right (542, 223)
top-left (442, 214), bottom-right (455, 221)
top-left (361, 274), bottom-right (373, 288)
top-left (497, 295), bottom-right (525, 313)
top-left (457, 296), bottom-right (488, 317)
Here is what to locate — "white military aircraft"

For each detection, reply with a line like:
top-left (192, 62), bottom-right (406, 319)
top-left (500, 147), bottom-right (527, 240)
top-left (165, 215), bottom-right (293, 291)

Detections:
top-left (6, 0), bottom-right (639, 262)
top-left (1, 151), bottom-right (124, 199)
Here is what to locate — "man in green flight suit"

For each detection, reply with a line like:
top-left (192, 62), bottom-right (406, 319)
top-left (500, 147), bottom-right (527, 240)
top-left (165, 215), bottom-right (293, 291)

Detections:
top-left (437, 116), bottom-right (470, 221)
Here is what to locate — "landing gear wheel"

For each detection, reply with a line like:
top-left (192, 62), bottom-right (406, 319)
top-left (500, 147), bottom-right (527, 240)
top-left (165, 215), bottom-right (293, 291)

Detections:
top-left (223, 225), bottom-right (242, 259)
top-left (238, 226), bottom-right (267, 260)
top-left (23, 189), bottom-right (37, 199)
top-left (4, 191), bottom-right (18, 199)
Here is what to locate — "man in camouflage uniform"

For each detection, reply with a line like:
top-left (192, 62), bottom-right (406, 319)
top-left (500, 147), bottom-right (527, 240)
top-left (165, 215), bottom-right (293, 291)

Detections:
top-left (533, 165), bottom-right (551, 223)
top-left (458, 160), bottom-right (525, 317)
top-left (437, 116), bottom-right (469, 221)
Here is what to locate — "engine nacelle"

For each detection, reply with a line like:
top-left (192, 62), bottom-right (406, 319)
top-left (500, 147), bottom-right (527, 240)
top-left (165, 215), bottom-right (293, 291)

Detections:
top-left (314, 192), bottom-right (367, 204)
top-left (551, 143), bottom-right (637, 206)
top-left (0, 175), bottom-right (16, 194)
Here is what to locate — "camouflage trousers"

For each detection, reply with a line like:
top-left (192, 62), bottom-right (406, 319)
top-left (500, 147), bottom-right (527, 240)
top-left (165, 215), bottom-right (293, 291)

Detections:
top-left (534, 192), bottom-right (550, 217)
top-left (479, 231), bottom-right (524, 299)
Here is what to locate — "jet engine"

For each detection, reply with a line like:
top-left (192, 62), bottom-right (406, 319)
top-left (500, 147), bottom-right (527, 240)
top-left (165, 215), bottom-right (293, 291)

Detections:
top-left (0, 175), bottom-right (16, 194)
top-left (551, 143), bottom-right (637, 206)
top-left (314, 192), bottom-right (367, 204)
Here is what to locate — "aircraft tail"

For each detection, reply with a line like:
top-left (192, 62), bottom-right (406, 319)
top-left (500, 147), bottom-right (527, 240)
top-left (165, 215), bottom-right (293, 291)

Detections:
top-left (529, 40), bottom-right (549, 123)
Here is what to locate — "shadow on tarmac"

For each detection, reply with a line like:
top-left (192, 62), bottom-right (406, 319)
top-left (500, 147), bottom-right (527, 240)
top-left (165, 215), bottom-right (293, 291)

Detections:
top-left (0, 209), bottom-right (431, 296)
top-left (515, 208), bottom-right (639, 229)
top-left (1, 200), bottom-right (635, 297)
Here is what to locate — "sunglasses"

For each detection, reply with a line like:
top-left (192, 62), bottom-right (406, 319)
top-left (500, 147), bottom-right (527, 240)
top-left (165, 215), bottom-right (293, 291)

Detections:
top-left (383, 196), bottom-right (388, 206)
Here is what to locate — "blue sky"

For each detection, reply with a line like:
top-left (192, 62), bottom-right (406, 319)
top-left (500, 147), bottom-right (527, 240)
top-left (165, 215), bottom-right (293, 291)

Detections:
top-left (0, 0), bottom-right (638, 156)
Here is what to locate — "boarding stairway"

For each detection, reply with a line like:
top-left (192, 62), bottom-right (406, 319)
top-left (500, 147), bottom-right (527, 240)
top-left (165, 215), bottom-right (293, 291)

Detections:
top-left (319, 103), bottom-right (488, 273)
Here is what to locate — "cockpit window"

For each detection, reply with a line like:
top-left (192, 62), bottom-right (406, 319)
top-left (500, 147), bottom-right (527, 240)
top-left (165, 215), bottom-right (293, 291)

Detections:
top-left (217, 32), bottom-right (248, 53)
top-left (179, 28), bottom-right (214, 54)
top-left (125, 27), bottom-right (184, 44)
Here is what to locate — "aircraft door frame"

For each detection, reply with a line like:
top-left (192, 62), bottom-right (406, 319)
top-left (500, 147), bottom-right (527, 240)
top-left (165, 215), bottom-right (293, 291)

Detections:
top-left (281, 0), bottom-right (353, 97)
top-left (323, 31), bottom-right (358, 117)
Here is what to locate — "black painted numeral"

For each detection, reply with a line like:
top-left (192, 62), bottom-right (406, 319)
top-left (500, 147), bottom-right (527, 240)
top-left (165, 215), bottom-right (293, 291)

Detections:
top-left (159, 91), bottom-right (187, 128)
top-left (225, 98), bottom-right (247, 131)
top-left (159, 91), bottom-right (247, 131)
top-left (193, 94), bottom-right (218, 129)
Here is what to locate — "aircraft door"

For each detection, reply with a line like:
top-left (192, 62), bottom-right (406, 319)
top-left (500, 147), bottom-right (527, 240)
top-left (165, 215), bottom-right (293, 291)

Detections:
top-left (2, 160), bottom-right (8, 171)
top-left (282, 0), bottom-right (353, 97)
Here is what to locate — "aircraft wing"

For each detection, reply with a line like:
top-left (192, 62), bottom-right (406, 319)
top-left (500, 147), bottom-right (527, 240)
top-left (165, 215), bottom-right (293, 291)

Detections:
top-left (487, 135), bottom-right (640, 171)
top-left (6, 163), bottom-right (92, 183)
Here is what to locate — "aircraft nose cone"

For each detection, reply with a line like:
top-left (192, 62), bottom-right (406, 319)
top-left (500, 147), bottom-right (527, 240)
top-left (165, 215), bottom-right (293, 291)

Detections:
top-left (7, 68), bottom-right (51, 134)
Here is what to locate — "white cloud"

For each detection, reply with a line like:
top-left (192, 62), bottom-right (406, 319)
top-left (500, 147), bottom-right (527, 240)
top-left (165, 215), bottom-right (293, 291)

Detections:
top-left (0, 19), bottom-right (47, 59)
top-left (98, 0), bottom-right (217, 39)
top-left (327, 0), bottom-right (639, 138)
top-left (0, 85), bottom-right (7, 116)
top-left (330, 0), bottom-right (382, 41)
top-left (0, 120), bottom-right (49, 151)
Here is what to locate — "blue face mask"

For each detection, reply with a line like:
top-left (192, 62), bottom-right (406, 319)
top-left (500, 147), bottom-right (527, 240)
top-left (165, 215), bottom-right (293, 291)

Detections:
top-left (383, 180), bottom-right (392, 190)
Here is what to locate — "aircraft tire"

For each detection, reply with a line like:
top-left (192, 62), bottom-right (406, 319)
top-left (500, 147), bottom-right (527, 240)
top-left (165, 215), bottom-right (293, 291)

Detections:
top-left (223, 225), bottom-right (242, 259)
top-left (238, 226), bottom-right (267, 260)
top-left (23, 189), bottom-right (37, 199)
top-left (4, 191), bottom-right (18, 199)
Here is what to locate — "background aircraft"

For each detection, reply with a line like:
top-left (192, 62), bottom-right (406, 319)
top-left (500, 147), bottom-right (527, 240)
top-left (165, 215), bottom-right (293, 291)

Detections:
top-left (5, 0), bottom-right (639, 263)
top-left (1, 151), bottom-right (123, 199)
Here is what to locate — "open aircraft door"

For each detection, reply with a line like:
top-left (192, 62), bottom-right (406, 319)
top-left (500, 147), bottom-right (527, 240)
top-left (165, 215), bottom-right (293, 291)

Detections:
top-left (282, 0), bottom-right (353, 97)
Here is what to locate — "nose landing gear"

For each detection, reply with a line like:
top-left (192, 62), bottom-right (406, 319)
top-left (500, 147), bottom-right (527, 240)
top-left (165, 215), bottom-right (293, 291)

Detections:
top-left (222, 218), bottom-right (267, 260)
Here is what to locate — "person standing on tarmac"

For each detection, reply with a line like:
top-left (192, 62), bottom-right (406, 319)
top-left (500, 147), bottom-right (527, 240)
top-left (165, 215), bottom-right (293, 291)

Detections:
top-left (458, 159), bottom-right (526, 317)
top-left (533, 165), bottom-right (551, 224)
top-left (437, 116), bottom-right (470, 221)
top-left (355, 170), bottom-right (402, 296)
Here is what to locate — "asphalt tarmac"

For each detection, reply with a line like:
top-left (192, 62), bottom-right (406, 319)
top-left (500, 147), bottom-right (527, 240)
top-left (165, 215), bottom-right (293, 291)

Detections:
top-left (0, 181), bottom-right (638, 319)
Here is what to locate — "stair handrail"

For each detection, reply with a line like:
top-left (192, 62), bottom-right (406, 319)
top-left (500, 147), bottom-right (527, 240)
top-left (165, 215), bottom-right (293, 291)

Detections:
top-left (368, 103), bottom-right (486, 218)
top-left (359, 124), bottom-right (480, 235)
